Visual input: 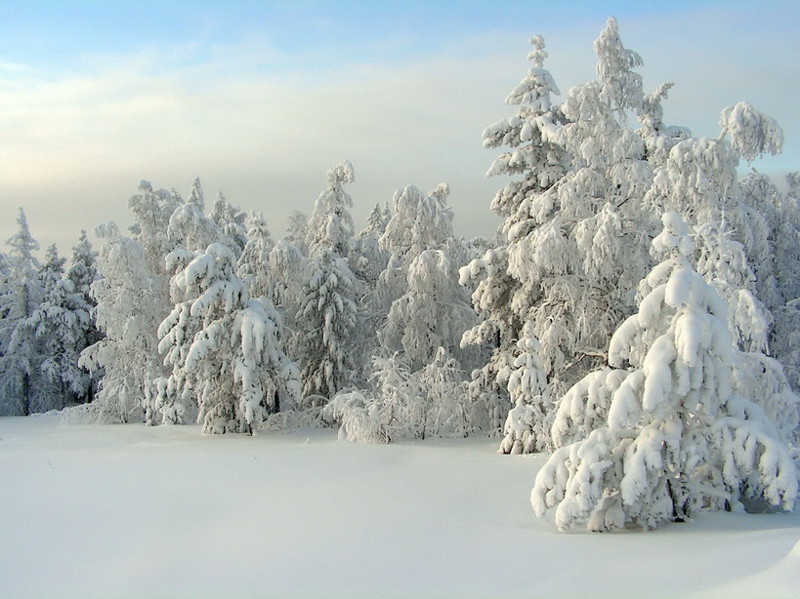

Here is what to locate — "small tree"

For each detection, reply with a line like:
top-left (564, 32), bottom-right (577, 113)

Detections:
top-left (499, 322), bottom-right (552, 454)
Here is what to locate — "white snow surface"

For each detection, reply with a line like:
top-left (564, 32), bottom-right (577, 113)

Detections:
top-left (2, 414), bottom-right (799, 598)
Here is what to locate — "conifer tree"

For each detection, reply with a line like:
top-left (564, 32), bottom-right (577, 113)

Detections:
top-left (0, 209), bottom-right (41, 415)
top-left (533, 213), bottom-right (797, 531)
top-left (156, 243), bottom-right (299, 433)
top-left (66, 230), bottom-right (101, 403)
top-left (26, 245), bottom-right (91, 410)
top-left (237, 212), bottom-right (275, 300)
top-left (296, 161), bottom-right (359, 398)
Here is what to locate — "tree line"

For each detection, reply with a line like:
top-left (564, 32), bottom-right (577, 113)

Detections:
top-left (1, 18), bottom-right (798, 531)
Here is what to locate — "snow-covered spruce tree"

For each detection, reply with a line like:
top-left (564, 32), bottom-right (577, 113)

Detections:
top-left (458, 33), bottom-right (563, 433)
top-left (9, 244), bottom-right (67, 413)
top-left (237, 212), bottom-right (275, 301)
top-left (0, 209), bottom-right (42, 416)
top-left (499, 321), bottom-right (552, 454)
top-left (306, 161), bottom-right (355, 259)
top-left (296, 161), bottom-right (359, 399)
top-left (532, 213), bottom-right (797, 532)
top-left (167, 178), bottom-right (220, 253)
top-left (157, 243), bottom-right (299, 433)
top-left (211, 192), bottom-right (248, 257)
top-left (66, 230), bottom-right (101, 403)
top-left (25, 245), bottom-right (92, 411)
top-left (297, 248), bottom-right (358, 400)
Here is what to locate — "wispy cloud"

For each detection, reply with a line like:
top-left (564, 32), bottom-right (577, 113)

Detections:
top-left (0, 2), bottom-right (797, 254)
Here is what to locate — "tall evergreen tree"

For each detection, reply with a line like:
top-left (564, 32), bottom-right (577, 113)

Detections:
top-left (25, 245), bottom-right (92, 411)
top-left (296, 161), bottom-right (359, 398)
top-left (66, 230), bottom-right (101, 403)
top-left (0, 209), bottom-right (41, 415)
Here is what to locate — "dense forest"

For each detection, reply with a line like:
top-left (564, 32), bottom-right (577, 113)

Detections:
top-left (1, 18), bottom-right (798, 531)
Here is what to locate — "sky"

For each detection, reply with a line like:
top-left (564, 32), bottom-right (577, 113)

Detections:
top-left (1, 0), bottom-right (798, 256)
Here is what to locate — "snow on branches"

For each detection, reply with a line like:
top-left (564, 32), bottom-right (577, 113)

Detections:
top-left (533, 213), bottom-right (798, 532)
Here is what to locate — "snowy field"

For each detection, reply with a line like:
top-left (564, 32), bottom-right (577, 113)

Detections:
top-left (1, 415), bottom-right (799, 598)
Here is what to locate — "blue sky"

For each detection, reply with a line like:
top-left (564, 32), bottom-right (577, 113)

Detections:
top-left (1, 0), bottom-right (798, 253)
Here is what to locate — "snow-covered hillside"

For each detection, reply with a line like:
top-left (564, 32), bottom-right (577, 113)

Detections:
top-left (1, 415), bottom-right (798, 598)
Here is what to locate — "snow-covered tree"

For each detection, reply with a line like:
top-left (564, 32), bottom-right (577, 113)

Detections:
top-left (350, 203), bottom-right (391, 370)
top-left (532, 213), bottom-right (797, 532)
top-left (296, 162), bottom-right (360, 398)
top-left (237, 212), bottom-right (275, 300)
top-left (156, 243), bottom-right (300, 433)
top-left (78, 223), bottom-right (166, 423)
top-left (167, 178), bottom-right (220, 253)
top-left (463, 22), bottom-right (652, 438)
top-left (323, 354), bottom-right (420, 443)
top-left (80, 179), bottom-right (186, 421)
top-left (26, 245), bottom-right (92, 411)
top-left (128, 180), bottom-right (183, 270)
top-left (694, 220), bottom-right (771, 354)
top-left (499, 322), bottom-right (552, 454)
top-left (211, 192), bottom-right (248, 257)
top-left (268, 239), bottom-right (306, 358)
top-left (296, 248), bottom-right (358, 399)
top-left (285, 211), bottom-right (309, 257)
top-left (324, 347), bottom-right (471, 443)
top-left (0, 209), bottom-right (41, 416)
top-left (461, 32), bottom-right (569, 432)
top-left (372, 184), bottom-right (473, 373)
top-left (66, 230), bottom-right (101, 403)
top-left (381, 249), bottom-right (476, 372)
top-left (306, 160), bottom-right (355, 259)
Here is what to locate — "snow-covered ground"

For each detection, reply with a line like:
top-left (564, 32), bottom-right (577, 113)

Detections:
top-left (1, 415), bottom-right (799, 598)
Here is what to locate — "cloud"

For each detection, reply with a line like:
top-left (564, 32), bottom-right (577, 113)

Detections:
top-left (0, 5), bottom-right (797, 255)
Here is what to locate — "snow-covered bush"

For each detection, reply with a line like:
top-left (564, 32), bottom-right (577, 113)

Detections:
top-left (324, 349), bottom-right (471, 443)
